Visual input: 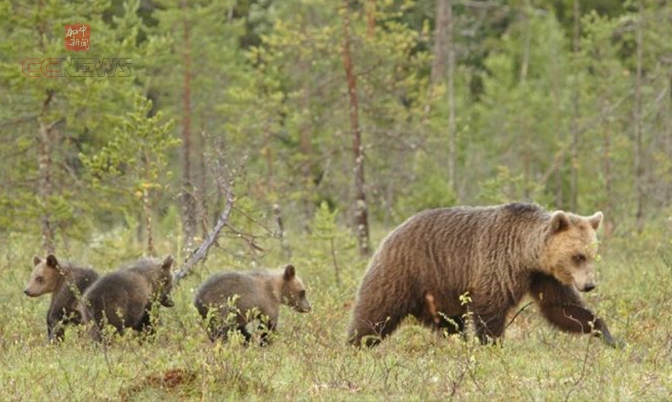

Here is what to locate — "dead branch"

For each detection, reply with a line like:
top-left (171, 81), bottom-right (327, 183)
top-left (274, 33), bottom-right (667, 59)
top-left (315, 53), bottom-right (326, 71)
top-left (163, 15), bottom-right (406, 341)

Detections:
top-left (173, 175), bottom-right (234, 284)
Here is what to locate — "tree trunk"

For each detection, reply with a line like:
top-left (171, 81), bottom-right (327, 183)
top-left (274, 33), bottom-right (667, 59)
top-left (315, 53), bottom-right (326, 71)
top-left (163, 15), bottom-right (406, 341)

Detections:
top-left (667, 69), bottom-right (672, 206)
top-left (181, 0), bottom-right (197, 250)
top-left (550, 32), bottom-right (563, 209)
top-left (430, 0), bottom-right (448, 86)
top-left (143, 148), bottom-right (156, 256)
top-left (299, 58), bottom-right (315, 222)
top-left (365, 0), bottom-right (375, 38)
top-left (446, 0), bottom-right (456, 197)
top-left (341, 1), bottom-right (370, 257)
top-left (273, 203), bottom-right (292, 259)
top-left (198, 127), bottom-right (209, 238)
top-left (569, 0), bottom-right (581, 211)
top-left (38, 90), bottom-right (56, 253)
top-left (263, 120), bottom-right (273, 190)
top-left (602, 100), bottom-right (613, 237)
top-left (520, 7), bottom-right (531, 199)
top-left (430, 0), bottom-right (457, 198)
top-left (143, 188), bottom-right (155, 256)
top-left (634, 2), bottom-right (645, 232)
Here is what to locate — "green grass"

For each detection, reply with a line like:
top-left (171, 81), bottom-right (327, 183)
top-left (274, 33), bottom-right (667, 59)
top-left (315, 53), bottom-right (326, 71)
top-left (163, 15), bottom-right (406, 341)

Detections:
top-left (2, 229), bottom-right (672, 401)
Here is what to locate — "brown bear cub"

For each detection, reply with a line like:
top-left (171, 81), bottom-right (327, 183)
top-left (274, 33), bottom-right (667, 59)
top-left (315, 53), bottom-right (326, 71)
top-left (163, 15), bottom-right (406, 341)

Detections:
top-left (80, 255), bottom-right (174, 341)
top-left (347, 203), bottom-right (616, 347)
top-left (24, 254), bottom-right (99, 341)
top-left (194, 264), bottom-right (311, 344)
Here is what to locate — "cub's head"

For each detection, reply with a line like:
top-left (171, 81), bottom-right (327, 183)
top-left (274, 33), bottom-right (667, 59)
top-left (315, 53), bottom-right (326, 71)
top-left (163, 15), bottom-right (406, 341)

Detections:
top-left (24, 254), bottom-right (62, 297)
top-left (154, 255), bottom-right (175, 307)
top-left (280, 264), bottom-right (311, 313)
top-left (540, 210), bottom-right (603, 292)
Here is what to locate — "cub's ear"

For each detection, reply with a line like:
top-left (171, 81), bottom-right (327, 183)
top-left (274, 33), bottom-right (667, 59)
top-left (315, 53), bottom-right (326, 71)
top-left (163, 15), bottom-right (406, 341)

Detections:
top-left (33, 255), bottom-right (41, 266)
top-left (46, 254), bottom-right (59, 268)
top-left (588, 211), bottom-right (603, 231)
top-left (161, 255), bottom-right (174, 271)
top-left (283, 264), bottom-right (296, 281)
top-left (549, 211), bottom-right (570, 233)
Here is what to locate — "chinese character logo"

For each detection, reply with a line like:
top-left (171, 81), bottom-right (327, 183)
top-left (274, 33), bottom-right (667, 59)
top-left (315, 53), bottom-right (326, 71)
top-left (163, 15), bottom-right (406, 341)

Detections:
top-left (65, 23), bottom-right (90, 52)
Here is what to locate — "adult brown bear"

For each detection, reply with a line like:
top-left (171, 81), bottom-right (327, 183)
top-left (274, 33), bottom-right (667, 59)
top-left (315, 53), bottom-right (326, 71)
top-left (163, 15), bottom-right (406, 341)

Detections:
top-left (347, 203), bottom-right (616, 347)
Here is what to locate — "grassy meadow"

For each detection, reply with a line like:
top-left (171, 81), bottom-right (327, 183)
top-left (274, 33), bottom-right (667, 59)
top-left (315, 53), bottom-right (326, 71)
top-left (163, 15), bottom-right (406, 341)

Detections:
top-left (1, 224), bottom-right (672, 401)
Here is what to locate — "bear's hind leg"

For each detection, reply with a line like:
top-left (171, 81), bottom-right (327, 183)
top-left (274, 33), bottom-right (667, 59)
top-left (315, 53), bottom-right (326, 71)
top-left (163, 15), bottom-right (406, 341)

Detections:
top-left (347, 312), bottom-right (405, 347)
top-left (133, 311), bottom-right (155, 335)
top-left (473, 313), bottom-right (506, 345)
top-left (438, 315), bottom-right (465, 335)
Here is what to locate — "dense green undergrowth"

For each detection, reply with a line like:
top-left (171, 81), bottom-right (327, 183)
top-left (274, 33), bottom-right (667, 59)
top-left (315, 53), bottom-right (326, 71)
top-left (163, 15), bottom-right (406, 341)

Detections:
top-left (1, 226), bottom-right (672, 401)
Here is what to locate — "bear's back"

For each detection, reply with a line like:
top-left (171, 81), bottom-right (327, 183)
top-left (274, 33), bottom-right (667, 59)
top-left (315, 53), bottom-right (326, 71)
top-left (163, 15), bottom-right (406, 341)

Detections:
top-left (195, 272), bottom-right (272, 316)
top-left (52, 265), bottom-right (99, 314)
top-left (380, 203), bottom-right (546, 253)
top-left (84, 269), bottom-right (149, 307)
top-left (363, 203), bottom-right (549, 296)
top-left (70, 266), bottom-right (99, 294)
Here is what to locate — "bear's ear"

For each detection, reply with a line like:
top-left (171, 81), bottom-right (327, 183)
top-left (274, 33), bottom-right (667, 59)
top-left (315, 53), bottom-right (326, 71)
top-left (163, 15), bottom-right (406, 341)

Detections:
top-left (283, 264), bottom-right (296, 281)
top-left (161, 255), bottom-right (174, 271)
top-left (46, 254), bottom-right (59, 268)
top-left (33, 255), bottom-right (41, 266)
top-left (588, 211), bottom-right (603, 231)
top-left (549, 211), bottom-right (570, 233)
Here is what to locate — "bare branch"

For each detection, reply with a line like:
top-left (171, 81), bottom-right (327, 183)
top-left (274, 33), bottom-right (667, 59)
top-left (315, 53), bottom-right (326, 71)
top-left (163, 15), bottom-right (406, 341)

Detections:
top-left (173, 176), bottom-right (235, 284)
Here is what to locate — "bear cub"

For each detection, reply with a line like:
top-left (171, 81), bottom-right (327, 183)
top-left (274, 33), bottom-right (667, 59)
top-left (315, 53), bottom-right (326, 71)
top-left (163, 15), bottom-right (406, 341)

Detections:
top-left (194, 264), bottom-right (311, 344)
top-left (24, 254), bottom-right (99, 341)
top-left (80, 255), bottom-right (174, 341)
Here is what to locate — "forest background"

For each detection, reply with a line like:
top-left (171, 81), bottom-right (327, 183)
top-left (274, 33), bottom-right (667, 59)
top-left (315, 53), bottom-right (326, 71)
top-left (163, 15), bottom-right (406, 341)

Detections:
top-left (1, 0), bottom-right (672, 400)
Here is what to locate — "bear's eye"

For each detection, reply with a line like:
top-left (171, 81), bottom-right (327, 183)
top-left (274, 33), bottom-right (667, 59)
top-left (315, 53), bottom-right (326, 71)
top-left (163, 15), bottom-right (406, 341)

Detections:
top-left (573, 254), bottom-right (587, 264)
top-left (36, 276), bottom-right (44, 284)
top-left (299, 290), bottom-right (306, 298)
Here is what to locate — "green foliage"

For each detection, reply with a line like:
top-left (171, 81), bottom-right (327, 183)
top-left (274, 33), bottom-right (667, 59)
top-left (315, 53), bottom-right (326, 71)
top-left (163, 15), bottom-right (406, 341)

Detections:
top-left (0, 0), bottom-right (166, 238)
top-left (395, 150), bottom-right (456, 216)
top-left (81, 95), bottom-right (178, 212)
top-left (310, 201), bottom-right (355, 286)
top-left (4, 0), bottom-right (672, 397)
top-left (476, 166), bottom-right (546, 205)
top-left (4, 229), bottom-right (672, 399)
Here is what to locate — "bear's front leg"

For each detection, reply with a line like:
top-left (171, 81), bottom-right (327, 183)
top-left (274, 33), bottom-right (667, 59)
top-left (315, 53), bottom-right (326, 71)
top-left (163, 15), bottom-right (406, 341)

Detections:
top-left (530, 273), bottom-right (616, 347)
top-left (473, 311), bottom-right (506, 345)
top-left (133, 310), bottom-right (155, 335)
top-left (46, 310), bottom-right (66, 342)
top-left (469, 293), bottom-right (507, 345)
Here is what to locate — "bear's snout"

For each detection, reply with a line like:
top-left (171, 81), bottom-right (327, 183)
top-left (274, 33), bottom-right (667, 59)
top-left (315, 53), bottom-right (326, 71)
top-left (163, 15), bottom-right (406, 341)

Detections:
top-left (23, 288), bottom-right (32, 297)
top-left (582, 283), bottom-right (596, 292)
top-left (298, 301), bottom-right (311, 313)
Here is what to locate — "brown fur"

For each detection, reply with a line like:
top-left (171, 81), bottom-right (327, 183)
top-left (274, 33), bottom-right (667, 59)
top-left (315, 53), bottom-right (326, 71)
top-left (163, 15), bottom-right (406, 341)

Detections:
top-left (80, 255), bottom-right (174, 341)
top-left (24, 254), bottom-right (99, 341)
top-left (347, 203), bottom-right (615, 347)
top-left (194, 264), bottom-right (311, 344)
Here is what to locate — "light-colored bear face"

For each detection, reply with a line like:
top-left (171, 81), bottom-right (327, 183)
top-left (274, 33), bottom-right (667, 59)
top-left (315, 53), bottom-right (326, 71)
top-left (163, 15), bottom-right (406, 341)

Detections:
top-left (280, 265), bottom-right (311, 313)
top-left (24, 255), bottom-right (61, 297)
top-left (540, 211), bottom-right (603, 292)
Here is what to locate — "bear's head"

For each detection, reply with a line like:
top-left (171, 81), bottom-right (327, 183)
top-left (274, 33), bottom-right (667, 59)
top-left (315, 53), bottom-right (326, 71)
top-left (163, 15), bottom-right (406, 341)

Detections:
top-left (540, 211), bottom-right (603, 292)
top-left (156, 254), bottom-right (175, 308)
top-left (280, 264), bottom-right (311, 313)
top-left (24, 254), bottom-right (62, 297)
